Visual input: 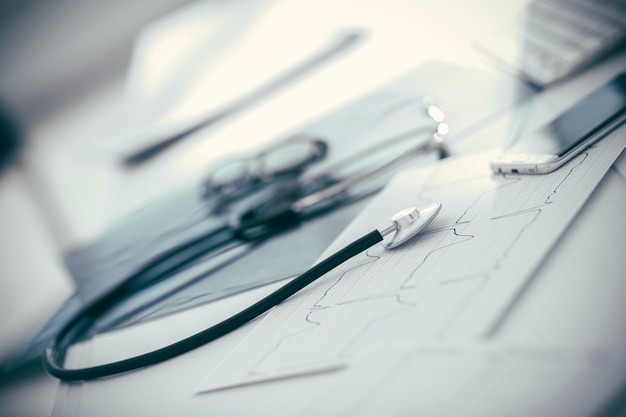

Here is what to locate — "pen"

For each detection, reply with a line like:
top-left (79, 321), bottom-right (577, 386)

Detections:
top-left (124, 28), bottom-right (367, 165)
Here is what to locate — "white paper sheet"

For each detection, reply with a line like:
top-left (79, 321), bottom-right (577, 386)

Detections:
top-left (197, 127), bottom-right (626, 393)
top-left (300, 343), bottom-right (625, 417)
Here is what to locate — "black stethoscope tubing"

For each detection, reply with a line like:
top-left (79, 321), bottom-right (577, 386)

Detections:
top-left (44, 230), bottom-right (383, 380)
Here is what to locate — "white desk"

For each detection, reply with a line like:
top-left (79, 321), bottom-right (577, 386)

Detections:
top-left (1, 0), bottom-right (625, 415)
top-left (50, 144), bottom-right (626, 417)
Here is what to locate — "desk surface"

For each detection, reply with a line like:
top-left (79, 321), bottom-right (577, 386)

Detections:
top-left (51, 145), bottom-right (626, 417)
top-left (1, 0), bottom-right (626, 416)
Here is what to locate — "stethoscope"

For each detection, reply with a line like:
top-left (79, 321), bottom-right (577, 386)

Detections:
top-left (45, 202), bottom-right (441, 381)
top-left (44, 102), bottom-right (450, 381)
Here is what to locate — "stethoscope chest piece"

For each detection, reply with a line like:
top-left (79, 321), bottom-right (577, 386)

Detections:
top-left (381, 202), bottom-right (441, 249)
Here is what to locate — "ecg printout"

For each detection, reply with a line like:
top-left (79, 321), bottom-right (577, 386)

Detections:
top-left (198, 129), bottom-right (626, 393)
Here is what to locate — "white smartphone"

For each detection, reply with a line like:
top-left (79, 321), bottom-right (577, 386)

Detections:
top-left (490, 72), bottom-right (626, 175)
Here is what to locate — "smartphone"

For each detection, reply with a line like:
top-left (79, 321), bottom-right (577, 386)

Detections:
top-left (490, 72), bottom-right (626, 175)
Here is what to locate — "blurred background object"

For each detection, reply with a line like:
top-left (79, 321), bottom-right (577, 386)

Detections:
top-left (475, 0), bottom-right (626, 86)
top-left (0, 0), bottom-right (201, 128)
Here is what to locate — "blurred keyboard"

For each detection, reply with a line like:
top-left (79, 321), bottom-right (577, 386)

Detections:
top-left (476, 0), bottom-right (626, 86)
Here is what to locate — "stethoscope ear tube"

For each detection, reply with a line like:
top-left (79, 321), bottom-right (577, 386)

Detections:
top-left (44, 230), bottom-right (384, 381)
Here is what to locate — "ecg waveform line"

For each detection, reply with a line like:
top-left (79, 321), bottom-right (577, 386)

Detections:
top-left (249, 249), bottom-right (382, 375)
top-left (244, 167), bottom-right (563, 375)
top-left (199, 135), bottom-right (625, 393)
top-left (241, 166), bottom-right (574, 376)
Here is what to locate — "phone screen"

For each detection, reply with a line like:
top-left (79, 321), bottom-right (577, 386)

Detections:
top-left (509, 73), bottom-right (626, 156)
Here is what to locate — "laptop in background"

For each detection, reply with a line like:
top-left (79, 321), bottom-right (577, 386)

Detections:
top-left (475, 0), bottom-right (626, 87)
